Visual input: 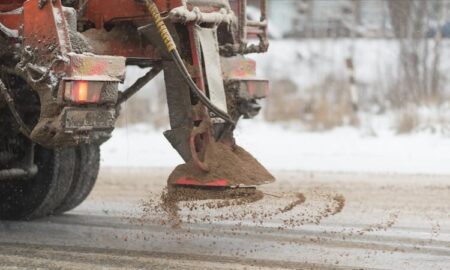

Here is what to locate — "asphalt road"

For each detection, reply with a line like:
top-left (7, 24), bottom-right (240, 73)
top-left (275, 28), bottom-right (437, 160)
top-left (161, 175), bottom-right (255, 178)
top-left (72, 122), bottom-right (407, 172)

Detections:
top-left (0, 168), bottom-right (449, 269)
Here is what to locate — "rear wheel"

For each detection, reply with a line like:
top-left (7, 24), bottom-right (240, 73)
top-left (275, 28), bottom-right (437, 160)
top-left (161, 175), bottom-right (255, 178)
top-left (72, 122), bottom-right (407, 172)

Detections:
top-left (0, 146), bottom-right (76, 220)
top-left (55, 144), bottom-right (100, 214)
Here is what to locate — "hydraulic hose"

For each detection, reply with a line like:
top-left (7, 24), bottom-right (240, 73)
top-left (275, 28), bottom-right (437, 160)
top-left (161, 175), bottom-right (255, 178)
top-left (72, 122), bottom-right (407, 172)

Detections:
top-left (143, 0), bottom-right (235, 126)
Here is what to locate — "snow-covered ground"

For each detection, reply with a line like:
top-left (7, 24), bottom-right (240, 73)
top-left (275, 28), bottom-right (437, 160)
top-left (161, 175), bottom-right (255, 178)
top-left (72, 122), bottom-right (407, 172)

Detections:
top-left (123, 39), bottom-right (450, 106)
top-left (101, 119), bottom-right (450, 175)
top-left (103, 39), bottom-right (450, 175)
top-left (250, 39), bottom-right (450, 94)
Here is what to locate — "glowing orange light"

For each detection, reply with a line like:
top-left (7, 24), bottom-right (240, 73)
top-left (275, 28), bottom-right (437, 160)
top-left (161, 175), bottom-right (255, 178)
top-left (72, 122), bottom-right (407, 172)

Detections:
top-left (65, 80), bottom-right (103, 104)
top-left (73, 81), bottom-right (89, 103)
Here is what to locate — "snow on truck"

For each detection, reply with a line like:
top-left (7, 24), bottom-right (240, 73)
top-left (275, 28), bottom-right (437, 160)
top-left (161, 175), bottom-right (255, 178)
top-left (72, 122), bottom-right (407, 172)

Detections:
top-left (0, 0), bottom-right (273, 220)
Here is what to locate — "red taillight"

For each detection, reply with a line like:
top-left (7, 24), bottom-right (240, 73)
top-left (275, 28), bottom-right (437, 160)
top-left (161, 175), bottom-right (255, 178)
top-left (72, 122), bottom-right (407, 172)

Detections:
top-left (65, 81), bottom-right (102, 104)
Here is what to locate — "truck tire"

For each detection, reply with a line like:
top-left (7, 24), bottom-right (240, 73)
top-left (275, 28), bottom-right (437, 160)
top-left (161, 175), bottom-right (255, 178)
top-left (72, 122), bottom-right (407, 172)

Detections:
top-left (0, 146), bottom-right (76, 220)
top-left (55, 144), bottom-right (100, 214)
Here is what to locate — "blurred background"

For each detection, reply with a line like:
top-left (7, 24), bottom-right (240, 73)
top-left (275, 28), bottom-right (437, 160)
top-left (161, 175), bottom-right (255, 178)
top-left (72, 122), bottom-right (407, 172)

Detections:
top-left (104, 0), bottom-right (450, 174)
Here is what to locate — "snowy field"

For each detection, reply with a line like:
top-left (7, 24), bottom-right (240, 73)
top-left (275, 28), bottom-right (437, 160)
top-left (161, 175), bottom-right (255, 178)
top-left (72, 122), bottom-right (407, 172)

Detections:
top-left (123, 39), bottom-right (450, 105)
top-left (101, 119), bottom-right (450, 175)
top-left (102, 39), bottom-right (450, 175)
top-left (250, 39), bottom-right (450, 94)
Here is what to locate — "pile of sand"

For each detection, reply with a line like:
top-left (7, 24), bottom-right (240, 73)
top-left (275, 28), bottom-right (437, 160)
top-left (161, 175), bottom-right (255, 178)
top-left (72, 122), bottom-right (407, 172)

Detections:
top-left (168, 141), bottom-right (275, 186)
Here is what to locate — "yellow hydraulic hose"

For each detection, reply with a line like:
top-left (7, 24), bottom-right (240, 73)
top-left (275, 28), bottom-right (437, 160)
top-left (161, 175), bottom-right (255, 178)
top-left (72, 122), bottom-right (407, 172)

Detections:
top-left (143, 0), bottom-right (235, 126)
top-left (143, 0), bottom-right (176, 53)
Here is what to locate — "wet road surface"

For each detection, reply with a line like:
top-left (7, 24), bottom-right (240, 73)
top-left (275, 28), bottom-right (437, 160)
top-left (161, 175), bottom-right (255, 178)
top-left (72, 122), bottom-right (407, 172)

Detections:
top-left (0, 168), bottom-right (449, 269)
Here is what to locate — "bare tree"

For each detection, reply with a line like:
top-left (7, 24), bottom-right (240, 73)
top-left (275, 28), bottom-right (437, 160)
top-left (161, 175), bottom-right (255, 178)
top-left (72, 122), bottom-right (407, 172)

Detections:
top-left (388, 0), bottom-right (412, 38)
top-left (430, 0), bottom-right (445, 100)
top-left (388, 0), bottom-right (444, 106)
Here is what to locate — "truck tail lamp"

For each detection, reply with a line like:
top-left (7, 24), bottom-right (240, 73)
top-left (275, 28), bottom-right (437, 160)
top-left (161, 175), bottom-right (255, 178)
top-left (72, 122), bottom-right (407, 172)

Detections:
top-left (64, 81), bottom-right (102, 104)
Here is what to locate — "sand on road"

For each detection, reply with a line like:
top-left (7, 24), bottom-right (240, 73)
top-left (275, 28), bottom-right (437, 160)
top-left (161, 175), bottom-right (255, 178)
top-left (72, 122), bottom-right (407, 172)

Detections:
top-left (0, 168), bottom-right (449, 269)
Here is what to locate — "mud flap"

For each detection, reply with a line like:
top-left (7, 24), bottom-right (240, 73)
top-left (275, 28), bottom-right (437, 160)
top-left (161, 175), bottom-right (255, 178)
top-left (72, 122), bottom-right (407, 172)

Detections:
top-left (162, 61), bottom-right (193, 162)
top-left (163, 127), bottom-right (192, 162)
top-left (194, 26), bottom-right (228, 116)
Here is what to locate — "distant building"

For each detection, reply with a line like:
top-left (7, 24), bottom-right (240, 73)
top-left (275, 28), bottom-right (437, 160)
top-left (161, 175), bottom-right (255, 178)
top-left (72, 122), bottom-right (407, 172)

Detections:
top-left (265, 0), bottom-right (392, 38)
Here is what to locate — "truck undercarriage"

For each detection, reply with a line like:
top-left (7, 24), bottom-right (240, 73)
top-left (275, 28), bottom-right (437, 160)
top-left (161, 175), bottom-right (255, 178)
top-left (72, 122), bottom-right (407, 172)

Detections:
top-left (0, 0), bottom-right (272, 220)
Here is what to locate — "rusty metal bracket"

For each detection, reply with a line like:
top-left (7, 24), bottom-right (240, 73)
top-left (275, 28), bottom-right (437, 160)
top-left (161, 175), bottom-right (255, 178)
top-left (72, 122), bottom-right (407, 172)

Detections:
top-left (189, 120), bottom-right (211, 172)
top-left (117, 65), bottom-right (162, 105)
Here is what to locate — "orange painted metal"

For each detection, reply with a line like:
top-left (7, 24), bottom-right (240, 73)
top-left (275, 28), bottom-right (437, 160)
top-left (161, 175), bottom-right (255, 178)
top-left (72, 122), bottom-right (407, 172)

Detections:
top-left (0, 0), bottom-right (265, 57)
top-left (0, 12), bottom-right (21, 30)
top-left (221, 57), bottom-right (257, 80)
top-left (0, 0), bottom-right (265, 77)
top-left (1, 0), bottom-right (184, 31)
top-left (0, 0), bottom-right (24, 12)
top-left (91, 39), bottom-right (160, 59)
top-left (175, 177), bottom-right (230, 187)
top-left (82, 0), bottom-right (183, 29)
top-left (0, 0), bottom-right (23, 30)
top-left (188, 23), bottom-right (206, 95)
top-left (83, 30), bottom-right (161, 59)
top-left (77, 0), bottom-right (182, 59)
top-left (22, 0), bottom-right (72, 63)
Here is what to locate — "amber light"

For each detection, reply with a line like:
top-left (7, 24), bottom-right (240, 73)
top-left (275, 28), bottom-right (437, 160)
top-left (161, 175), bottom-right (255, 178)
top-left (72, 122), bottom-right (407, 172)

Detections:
top-left (73, 81), bottom-right (89, 103)
top-left (65, 81), bottom-right (101, 104)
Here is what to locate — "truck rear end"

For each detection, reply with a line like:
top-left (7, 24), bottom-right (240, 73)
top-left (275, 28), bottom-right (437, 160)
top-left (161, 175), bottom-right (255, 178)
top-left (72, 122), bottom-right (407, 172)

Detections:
top-left (0, 0), bottom-right (272, 220)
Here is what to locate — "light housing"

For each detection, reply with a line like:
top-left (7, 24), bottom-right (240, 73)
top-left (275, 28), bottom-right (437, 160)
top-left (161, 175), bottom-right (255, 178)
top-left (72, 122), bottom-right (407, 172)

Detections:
top-left (64, 80), bottom-right (103, 104)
